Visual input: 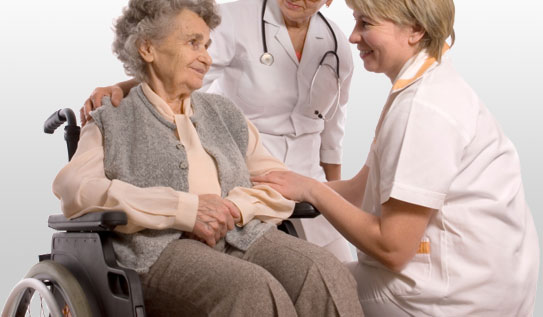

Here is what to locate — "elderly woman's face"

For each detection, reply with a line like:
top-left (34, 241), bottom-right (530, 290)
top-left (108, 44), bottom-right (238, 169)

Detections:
top-left (140, 9), bottom-right (212, 94)
top-left (277, 0), bottom-right (331, 26)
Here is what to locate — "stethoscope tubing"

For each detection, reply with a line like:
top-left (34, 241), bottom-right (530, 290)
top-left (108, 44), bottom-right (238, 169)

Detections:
top-left (260, 0), bottom-right (339, 76)
top-left (260, 0), bottom-right (342, 121)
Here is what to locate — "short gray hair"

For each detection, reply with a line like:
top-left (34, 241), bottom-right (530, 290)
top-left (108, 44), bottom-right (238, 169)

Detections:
top-left (113, 0), bottom-right (221, 82)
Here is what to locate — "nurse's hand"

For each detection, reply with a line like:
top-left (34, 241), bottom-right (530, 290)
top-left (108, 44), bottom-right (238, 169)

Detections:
top-left (251, 171), bottom-right (318, 203)
top-left (80, 85), bottom-right (124, 126)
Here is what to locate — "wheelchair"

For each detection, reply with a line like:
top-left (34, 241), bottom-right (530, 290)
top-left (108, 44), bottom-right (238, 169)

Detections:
top-left (2, 108), bottom-right (320, 317)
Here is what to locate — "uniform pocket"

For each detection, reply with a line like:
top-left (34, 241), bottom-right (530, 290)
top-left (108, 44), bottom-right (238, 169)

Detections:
top-left (360, 237), bottom-right (433, 297)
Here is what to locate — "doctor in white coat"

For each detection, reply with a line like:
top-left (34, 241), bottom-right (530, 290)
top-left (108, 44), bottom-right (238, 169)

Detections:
top-left (81, 0), bottom-right (355, 262)
top-left (202, 0), bottom-right (355, 261)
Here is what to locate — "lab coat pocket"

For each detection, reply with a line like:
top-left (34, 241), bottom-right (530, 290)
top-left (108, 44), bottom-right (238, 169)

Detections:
top-left (386, 237), bottom-right (432, 297)
top-left (299, 63), bottom-right (340, 120)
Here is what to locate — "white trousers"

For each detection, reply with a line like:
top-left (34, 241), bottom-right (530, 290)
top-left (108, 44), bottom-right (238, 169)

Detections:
top-left (345, 261), bottom-right (412, 317)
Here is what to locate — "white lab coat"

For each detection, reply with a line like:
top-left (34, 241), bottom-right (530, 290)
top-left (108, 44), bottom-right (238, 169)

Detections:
top-left (201, 0), bottom-right (354, 261)
top-left (352, 50), bottom-right (539, 316)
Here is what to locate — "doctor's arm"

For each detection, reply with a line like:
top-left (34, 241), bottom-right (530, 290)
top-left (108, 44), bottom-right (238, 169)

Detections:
top-left (319, 51), bottom-right (354, 181)
top-left (321, 163), bottom-right (341, 181)
top-left (79, 5), bottom-right (238, 123)
top-left (80, 79), bottom-right (138, 124)
top-left (326, 164), bottom-right (369, 208)
top-left (199, 5), bottom-right (236, 92)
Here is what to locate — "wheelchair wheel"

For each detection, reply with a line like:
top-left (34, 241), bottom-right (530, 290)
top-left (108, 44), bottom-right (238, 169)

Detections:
top-left (2, 260), bottom-right (91, 317)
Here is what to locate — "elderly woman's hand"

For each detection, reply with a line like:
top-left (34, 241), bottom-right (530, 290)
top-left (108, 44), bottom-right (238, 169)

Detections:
top-left (251, 171), bottom-right (319, 203)
top-left (192, 194), bottom-right (241, 247)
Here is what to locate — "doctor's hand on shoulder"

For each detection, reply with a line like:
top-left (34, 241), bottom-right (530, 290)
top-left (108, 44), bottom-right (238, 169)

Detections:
top-left (80, 78), bottom-right (137, 125)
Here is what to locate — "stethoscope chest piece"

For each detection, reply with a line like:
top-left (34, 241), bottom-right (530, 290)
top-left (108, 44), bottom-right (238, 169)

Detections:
top-left (260, 52), bottom-right (274, 66)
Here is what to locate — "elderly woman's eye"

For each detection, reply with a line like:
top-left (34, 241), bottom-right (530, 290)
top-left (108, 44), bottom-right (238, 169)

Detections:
top-left (189, 39), bottom-right (200, 49)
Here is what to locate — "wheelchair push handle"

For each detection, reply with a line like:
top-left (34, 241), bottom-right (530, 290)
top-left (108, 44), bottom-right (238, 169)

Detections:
top-left (44, 108), bottom-right (81, 161)
top-left (44, 108), bottom-right (77, 134)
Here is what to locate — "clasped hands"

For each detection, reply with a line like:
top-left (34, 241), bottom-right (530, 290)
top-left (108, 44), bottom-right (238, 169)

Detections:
top-left (186, 194), bottom-right (241, 247)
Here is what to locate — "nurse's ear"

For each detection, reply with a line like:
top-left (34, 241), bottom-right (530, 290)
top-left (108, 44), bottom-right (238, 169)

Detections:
top-left (138, 39), bottom-right (155, 63)
top-left (408, 25), bottom-right (425, 46)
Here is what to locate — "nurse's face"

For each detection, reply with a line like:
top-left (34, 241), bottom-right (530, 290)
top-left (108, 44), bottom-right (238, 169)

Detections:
top-left (349, 10), bottom-right (423, 81)
top-left (277, 0), bottom-right (332, 27)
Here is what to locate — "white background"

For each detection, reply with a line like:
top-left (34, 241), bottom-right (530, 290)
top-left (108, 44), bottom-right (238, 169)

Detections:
top-left (1, 0), bottom-right (541, 314)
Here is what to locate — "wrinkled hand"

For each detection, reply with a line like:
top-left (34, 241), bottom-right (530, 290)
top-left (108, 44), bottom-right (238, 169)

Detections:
top-left (191, 194), bottom-right (241, 247)
top-left (251, 171), bottom-right (317, 203)
top-left (80, 85), bottom-right (124, 126)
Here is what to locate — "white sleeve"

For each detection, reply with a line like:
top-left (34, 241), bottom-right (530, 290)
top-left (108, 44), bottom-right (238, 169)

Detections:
top-left (376, 96), bottom-right (467, 210)
top-left (200, 4), bottom-right (236, 91)
top-left (319, 34), bottom-right (354, 164)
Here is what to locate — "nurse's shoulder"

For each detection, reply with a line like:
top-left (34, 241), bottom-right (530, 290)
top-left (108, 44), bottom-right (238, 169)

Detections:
top-left (412, 53), bottom-right (481, 139)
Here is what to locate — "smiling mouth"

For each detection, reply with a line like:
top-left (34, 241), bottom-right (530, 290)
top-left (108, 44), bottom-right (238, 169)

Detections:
top-left (190, 67), bottom-right (207, 76)
top-left (359, 49), bottom-right (373, 57)
top-left (285, 0), bottom-right (302, 9)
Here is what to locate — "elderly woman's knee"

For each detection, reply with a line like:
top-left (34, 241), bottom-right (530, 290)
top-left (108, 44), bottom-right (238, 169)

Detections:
top-left (245, 229), bottom-right (358, 292)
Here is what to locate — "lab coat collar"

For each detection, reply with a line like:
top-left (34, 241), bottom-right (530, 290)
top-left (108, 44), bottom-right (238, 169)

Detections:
top-left (391, 44), bottom-right (450, 93)
top-left (263, 0), bottom-right (298, 64)
top-left (263, 0), bottom-right (327, 66)
top-left (298, 13), bottom-right (334, 75)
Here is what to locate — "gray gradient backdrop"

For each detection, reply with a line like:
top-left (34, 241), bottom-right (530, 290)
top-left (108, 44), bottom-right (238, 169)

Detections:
top-left (1, 0), bottom-right (541, 314)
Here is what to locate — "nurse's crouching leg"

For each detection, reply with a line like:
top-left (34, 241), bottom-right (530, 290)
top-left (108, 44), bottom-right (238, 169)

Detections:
top-left (243, 228), bottom-right (364, 316)
top-left (140, 238), bottom-right (297, 317)
top-left (346, 261), bottom-right (410, 317)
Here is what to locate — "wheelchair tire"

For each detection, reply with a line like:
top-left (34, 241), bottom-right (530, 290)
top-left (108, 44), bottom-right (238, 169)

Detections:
top-left (13, 260), bottom-right (92, 317)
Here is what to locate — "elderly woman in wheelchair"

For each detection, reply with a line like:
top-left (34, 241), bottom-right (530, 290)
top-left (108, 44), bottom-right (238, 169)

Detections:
top-left (28, 0), bottom-right (364, 316)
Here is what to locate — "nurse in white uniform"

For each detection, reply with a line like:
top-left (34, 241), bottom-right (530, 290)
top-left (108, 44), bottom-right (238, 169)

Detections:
top-left (253, 0), bottom-right (540, 315)
top-left (201, 0), bottom-right (354, 261)
top-left (81, 0), bottom-right (355, 262)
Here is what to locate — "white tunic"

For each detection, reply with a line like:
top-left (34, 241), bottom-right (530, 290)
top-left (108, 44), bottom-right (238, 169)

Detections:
top-left (355, 49), bottom-right (539, 316)
top-left (201, 0), bottom-right (355, 259)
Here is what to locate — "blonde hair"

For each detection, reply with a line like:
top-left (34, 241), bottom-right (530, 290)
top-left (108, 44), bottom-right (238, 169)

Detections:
top-left (346, 0), bottom-right (455, 61)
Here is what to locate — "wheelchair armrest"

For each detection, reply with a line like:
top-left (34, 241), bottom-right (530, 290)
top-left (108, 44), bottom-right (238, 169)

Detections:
top-left (48, 211), bottom-right (127, 232)
top-left (291, 202), bottom-right (320, 218)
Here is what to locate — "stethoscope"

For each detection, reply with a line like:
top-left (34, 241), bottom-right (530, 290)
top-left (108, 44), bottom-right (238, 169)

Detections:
top-left (260, 0), bottom-right (341, 120)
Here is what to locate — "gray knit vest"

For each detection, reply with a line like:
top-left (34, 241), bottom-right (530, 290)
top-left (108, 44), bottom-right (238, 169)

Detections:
top-left (91, 85), bottom-right (273, 273)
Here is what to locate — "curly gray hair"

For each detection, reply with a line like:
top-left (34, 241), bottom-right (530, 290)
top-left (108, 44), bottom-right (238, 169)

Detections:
top-left (113, 0), bottom-right (221, 82)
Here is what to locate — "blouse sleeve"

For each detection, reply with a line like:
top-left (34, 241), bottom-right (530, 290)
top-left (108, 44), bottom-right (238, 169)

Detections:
top-left (52, 122), bottom-right (198, 233)
top-left (226, 120), bottom-right (295, 225)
